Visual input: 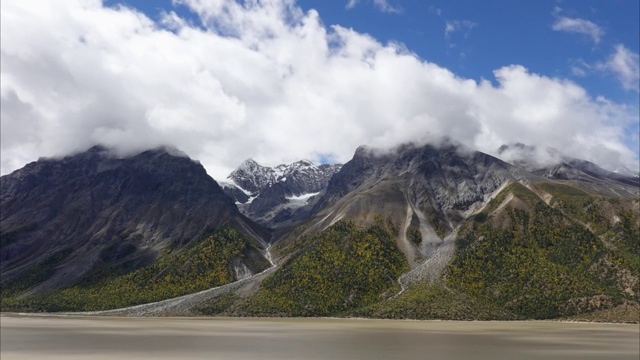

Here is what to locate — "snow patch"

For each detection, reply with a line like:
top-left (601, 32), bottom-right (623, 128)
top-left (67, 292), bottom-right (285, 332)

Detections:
top-left (286, 192), bottom-right (320, 201)
top-left (219, 180), bottom-right (254, 196)
top-left (246, 195), bottom-right (257, 204)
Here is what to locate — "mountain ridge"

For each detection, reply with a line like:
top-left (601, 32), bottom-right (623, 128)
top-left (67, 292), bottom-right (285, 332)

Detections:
top-left (1, 145), bottom-right (271, 304)
top-left (1, 142), bottom-right (638, 322)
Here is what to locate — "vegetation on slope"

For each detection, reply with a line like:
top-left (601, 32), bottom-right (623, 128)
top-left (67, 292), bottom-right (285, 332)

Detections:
top-left (446, 183), bottom-right (638, 319)
top-left (351, 283), bottom-right (515, 320)
top-left (539, 182), bottom-right (616, 234)
top-left (203, 182), bottom-right (637, 322)
top-left (235, 221), bottom-right (408, 316)
top-left (3, 179), bottom-right (636, 322)
top-left (1, 227), bottom-right (268, 312)
top-left (561, 301), bottom-right (639, 323)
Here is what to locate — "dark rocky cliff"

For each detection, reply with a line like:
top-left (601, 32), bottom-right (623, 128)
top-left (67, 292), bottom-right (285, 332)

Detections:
top-left (0, 146), bottom-right (270, 295)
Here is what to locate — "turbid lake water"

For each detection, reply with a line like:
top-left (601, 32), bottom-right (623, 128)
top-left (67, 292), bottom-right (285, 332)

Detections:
top-left (1, 315), bottom-right (638, 359)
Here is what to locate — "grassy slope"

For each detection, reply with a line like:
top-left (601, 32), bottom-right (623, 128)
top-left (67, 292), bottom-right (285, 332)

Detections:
top-left (1, 227), bottom-right (269, 312)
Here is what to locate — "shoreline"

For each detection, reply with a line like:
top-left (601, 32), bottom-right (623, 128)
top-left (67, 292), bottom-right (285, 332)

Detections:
top-left (2, 312), bottom-right (638, 326)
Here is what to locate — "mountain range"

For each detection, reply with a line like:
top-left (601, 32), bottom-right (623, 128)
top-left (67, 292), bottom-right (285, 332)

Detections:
top-left (1, 142), bottom-right (638, 321)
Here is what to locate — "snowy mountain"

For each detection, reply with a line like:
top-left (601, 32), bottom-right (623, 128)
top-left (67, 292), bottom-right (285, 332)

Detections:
top-left (220, 159), bottom-right (342, 228)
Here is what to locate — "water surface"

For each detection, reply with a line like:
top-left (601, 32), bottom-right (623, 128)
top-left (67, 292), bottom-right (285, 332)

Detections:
top-left (1, 315), bottom-right (638, 359)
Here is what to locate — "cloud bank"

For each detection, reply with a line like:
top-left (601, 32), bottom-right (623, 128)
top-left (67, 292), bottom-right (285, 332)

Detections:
top-left (1, 0), bottom-right (638, 179)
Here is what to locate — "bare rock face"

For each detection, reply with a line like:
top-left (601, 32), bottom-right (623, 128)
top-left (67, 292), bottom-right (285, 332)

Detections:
top-left (220, 159), bottom-right (342, 228)
top-left (313, 143), bottom-right (517, 228)
top-left (0, 146), bottom-right (270, 294)
top-left (270, 142), bottom-right (524, 277)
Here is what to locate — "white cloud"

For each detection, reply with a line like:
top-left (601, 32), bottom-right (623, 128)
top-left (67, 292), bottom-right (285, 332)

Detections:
top-left (598, 44), bottom-right (640, 92)
top-left (552, 16), bottom-right (603, 44)
top-left (345, 0), bottom-right (401, 14)
top-left (444, 20), bottom-right (477, 38)
top-left (1, 0), bottom-right (638, 179)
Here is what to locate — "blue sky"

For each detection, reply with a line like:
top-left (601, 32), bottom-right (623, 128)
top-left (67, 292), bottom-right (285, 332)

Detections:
top-left (115, 0), bottom-right (639, 103)
top-left (2, 0), bottom-right (638, 177)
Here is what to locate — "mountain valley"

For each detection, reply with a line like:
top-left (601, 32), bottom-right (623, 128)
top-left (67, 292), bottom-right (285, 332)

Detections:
top-left (1, 143), bottom-right (638, 322)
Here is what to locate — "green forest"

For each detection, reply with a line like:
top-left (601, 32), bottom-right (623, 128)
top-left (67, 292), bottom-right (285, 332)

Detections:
top-left (445, 183), bottom-right (639, 319)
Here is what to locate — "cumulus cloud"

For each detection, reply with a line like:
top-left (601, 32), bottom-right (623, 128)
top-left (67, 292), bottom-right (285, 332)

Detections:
top-left (598, 44), bottom-right (640, 92)
top-left (1, 0), bottom-right (638, 179)
top-left (552, 15), bottom-right (603, 44)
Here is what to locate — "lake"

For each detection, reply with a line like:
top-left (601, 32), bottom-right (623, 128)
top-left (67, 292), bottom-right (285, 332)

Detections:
top-left (1, 315), bottom-right (638, 359)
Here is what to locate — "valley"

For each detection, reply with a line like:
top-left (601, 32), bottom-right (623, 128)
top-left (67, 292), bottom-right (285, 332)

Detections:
top-left (1, 142), bottom-right (638, 323)
top-left (2, 1), bottom-right (638, 359)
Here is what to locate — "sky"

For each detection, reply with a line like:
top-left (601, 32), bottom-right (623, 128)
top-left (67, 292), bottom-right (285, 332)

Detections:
top-left (1, 0), bottom-right (639, 179)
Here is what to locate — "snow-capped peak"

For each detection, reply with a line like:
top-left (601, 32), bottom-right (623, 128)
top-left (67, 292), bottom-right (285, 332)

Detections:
top-left (222, 158), bottom-right (342, 206)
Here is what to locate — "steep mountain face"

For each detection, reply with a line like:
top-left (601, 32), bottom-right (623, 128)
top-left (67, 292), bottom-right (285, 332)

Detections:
top-left (0, 146), bottom-right (271, 310)
top-left (3, 142), bottom-right (638, 321)
top-left (295, 143), bottom-right (522, 269)
top-left (224, 143), bottom-right (524, 317)
top-left (234, 142), bottom-right (639, 320)
top-left (221, 159), bottom-right (342, 228)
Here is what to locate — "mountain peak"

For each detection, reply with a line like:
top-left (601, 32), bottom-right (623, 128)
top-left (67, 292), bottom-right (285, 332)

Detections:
top-left (289, 159), bottom-right (316, 169)
top-left (240, 158), bottom-right (260, 166)
top-left (222, 158), bottom-right (343, 227)
top-left (0, 146), bottom-right (270, 297)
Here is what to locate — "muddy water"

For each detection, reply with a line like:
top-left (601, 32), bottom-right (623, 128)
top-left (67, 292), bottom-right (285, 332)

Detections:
top-left (1, 315), bottom-right (638, 360)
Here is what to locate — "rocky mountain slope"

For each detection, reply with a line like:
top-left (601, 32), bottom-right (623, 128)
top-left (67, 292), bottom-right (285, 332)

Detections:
top-left (0, 146), bottom-right (271, 311)
top-left (293, 143), bottom-right (524, 269)
top-left (2, 142), bottom-right (638, 321)
top-left (220, 159), bottom-right (342, 229)
top-left (222, 142), bottom-right (639, 320)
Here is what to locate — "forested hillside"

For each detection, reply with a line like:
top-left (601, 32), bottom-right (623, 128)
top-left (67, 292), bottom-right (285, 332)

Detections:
top-left (201, 221), bottom-right (408, 317)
